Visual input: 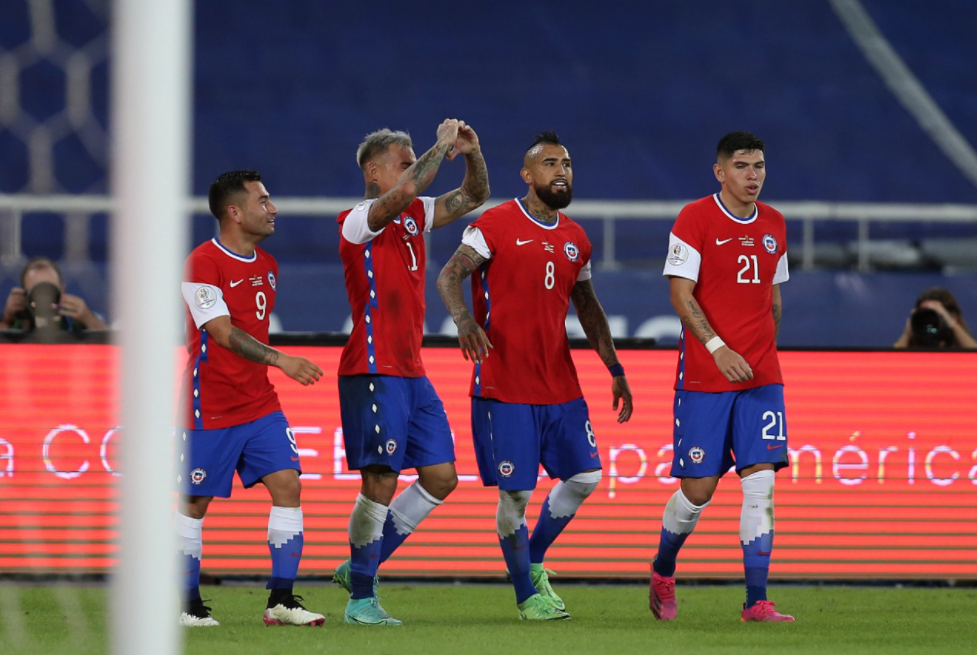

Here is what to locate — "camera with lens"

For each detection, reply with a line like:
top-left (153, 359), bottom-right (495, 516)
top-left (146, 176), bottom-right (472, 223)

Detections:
top-left (910, 307), bottom-right (950, 347)
top-left (26, 281), bottom-right (63, 330)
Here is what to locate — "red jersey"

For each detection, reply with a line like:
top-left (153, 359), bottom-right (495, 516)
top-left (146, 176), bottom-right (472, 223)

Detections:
top-left (463, 198), bottom-right (592, 404)
top-left (662, 194), bottom-right (789, 392)
top-left (180, 238), bottom-right (281, 429)
top-left (337, 197), bottom-right (435, 377)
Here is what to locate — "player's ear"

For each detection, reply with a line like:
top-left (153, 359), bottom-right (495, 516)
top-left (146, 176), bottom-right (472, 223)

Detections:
top-left (713, 162), bottom-right (724, 183)
top-left (520, 167), bottom-right (531, 184)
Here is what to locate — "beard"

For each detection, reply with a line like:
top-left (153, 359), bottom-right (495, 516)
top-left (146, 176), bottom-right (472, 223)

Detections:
top-left (534, 181), bottom-right (573, 210)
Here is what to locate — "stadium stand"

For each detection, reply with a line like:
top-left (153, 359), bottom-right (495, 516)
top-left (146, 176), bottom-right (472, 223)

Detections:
top-left (1, 0), bottom-right (975, 345)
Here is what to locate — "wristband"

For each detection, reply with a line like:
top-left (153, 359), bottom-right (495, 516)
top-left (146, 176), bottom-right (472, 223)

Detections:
top-left (704, 336), bottom-right (725, 354)
top-left (608, 363), bottom-right (625, 378)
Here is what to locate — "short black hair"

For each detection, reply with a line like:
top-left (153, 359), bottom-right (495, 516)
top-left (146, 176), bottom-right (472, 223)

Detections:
top-left (208, 170), bottom-right (262, 220)
top-left (528, 131), bottom-right (562, 152)
top-left (717, 131), bottom-right (765, 159)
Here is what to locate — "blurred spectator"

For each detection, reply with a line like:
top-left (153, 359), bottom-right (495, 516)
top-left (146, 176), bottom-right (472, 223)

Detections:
top-left (0, 257), bottom-right (108, 335)
top-left (894, 287), bottom-right (976, 349)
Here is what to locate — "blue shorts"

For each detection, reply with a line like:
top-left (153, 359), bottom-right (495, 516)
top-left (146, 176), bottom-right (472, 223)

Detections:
top-left (471, 397), bottom-right (601, 490)
top-left (338, 375), bottom-right (455, 473)
top-left (178, 410), bottom-right (300, 498)
top-left (671, 384), bottom-right (789, 478)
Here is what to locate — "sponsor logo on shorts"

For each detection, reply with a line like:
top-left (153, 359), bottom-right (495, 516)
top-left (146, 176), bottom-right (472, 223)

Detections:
top-left (498, 460), bottom-right (515, 478)
top-left (767, 443), bottom-right (784, 451)
top-left (385, 439), bottom-right (398, 455)
top-left (688, 446), bottom-right (705, 464)
top-left (189, 468), bottom-right (207, 484)
top-left (763, 234), bottom-right (779, 254)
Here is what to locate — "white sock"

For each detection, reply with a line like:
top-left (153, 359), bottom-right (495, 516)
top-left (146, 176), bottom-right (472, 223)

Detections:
top-left (388, 482), bottom-right (442, 536)
top-left (662, 487), bottom-right (708, 535)
top-left (175, 512), bottom-right (203, 559)
top-left (268, 506), bottom-right (303, 548)
top-left (546, 470), bottom-right (602, 519)
top-left (740, 470), bottom-right (775, 544)
top-left (496, 490), bottom-right (532, 538)
top-left (349, 493), bottom-right (387, 548)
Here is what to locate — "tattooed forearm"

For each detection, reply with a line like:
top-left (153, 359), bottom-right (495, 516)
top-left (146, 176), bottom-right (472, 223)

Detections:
top-left (437, 247), bottom-right (484, 325)
top-left (571, 281), bottom-right (619, 366)
top-left (407, 142), bottom-right (451, 192)
top-left (461, 149), bottom-right (490, 206)
top-left (772, 302), bottom-right (782, 336)
top-left (682, 298), bottom-right (718, 344)
top-left (228, 326), bottom-right (279, 366)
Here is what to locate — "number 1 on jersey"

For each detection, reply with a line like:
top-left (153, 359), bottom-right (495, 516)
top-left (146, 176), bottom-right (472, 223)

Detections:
top-left (405, 241), bottom-right (418, 271)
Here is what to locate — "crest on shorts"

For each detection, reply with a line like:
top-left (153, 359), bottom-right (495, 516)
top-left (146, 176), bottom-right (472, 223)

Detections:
top-left (385, 439), bottom-right (398, 455)
top-left (403, 216), bottom-right (419, 236)
top-left (763, 234), bottom-right (779, 254)
top-left (667, 243), bottom-right (689, 266)
top-left (267, 271), bottom-right (277, 290)
top-left (688, 446), bottom-right (705, 464)
top-left (563, 241), bottom-right (580, 262)
top-left (190, 468), bottom-right (207, 484)
top-left (498, 460), bottom-right (515, 478)
top-left (194, 286), bottom-right (217, 309)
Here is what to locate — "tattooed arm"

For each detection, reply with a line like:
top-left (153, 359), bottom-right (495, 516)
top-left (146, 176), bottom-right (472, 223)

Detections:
top-left (432, 124), bottom-right (491, 229)
top-left (436, 244), bottom-right (493, 363)
top-left (772, 284), bottom-right (782, 338)
top-left (669, 275), bottom-right (753, 383)
top-left (202, 315), bottom-right (323, 386)
top-left (571, 279), bottom-right (633, 422)
top-left (365, 119), bottom-right (462, 232)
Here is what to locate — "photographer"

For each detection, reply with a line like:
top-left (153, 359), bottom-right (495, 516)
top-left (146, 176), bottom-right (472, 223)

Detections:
top-left (0, 257), bottom-right (107, 336)
top-left (894, 287), bottom-right (977, 349)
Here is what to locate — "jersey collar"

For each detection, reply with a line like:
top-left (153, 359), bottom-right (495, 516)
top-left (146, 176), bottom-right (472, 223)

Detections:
top-left (515, 198), bottom-right (561, 230)
top-left (211, 237), bottom-right (257, 262)
top-left (712, 193), bottom-right (758, 224)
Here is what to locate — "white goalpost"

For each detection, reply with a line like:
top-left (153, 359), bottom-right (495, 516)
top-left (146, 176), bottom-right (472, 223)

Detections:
top-left (109, 0), bottom-right (191, 653)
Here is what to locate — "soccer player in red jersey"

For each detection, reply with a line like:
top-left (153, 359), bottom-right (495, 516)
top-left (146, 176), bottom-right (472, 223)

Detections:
top-left (650, 132), bottom-right (795, 623)
top-left (334, 120), bottom-right (489, 625)
top-left (177, 170), bottom-right (326, 628)
top-left (437, 132), bottom-right (633, 620)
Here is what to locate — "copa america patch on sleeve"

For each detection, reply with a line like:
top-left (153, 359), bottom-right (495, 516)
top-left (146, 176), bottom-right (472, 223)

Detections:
top-left (667, 243), bottom-right (689, 266)
top-left (195, 286), bottom-right (217, 309)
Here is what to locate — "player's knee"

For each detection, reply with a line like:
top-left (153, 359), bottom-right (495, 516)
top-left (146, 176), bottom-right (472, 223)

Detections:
top-left (565, 469), bottom-right (602, 498)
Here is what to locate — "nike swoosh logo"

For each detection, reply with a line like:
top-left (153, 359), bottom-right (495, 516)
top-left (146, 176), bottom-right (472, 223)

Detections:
top-left (716, 238), bottom-right (733, 246)
top-left (516, 239), bottom-right (533, 246)
top-left (290, 456), bottom-right (300, 461)
top-left (767, 444), bottom-right (783, 450)
top-left (590, 451), bottom-right (599, 458)
top-left (758, 550), bottom-right (771, 555)
top-left (229, 279), bottom-right (243, 287)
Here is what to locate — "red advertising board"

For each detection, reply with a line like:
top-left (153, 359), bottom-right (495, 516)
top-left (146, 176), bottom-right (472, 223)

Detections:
top-left (1, 344), bottom-right (975, 580)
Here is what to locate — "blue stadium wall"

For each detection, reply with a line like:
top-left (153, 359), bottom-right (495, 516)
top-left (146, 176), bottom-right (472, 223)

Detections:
top-left (1, 0), bottom-right (976, 345)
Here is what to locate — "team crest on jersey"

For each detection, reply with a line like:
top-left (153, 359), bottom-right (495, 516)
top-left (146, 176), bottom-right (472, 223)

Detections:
top-left (267, 271), bottom-right (276, 290)
top-left (563, 241), bottom-right (580, 262)
top-left (688, 447), bottom-right (705, 465)
top-left (498, 460), bottom-right (515, 478)
top-left (189, 468), bottom-right (207, 484)
top-left (194, 286), bottom-right (217, 309)
top-left (384, 439), bottom-right (398, 455)
top-left (763, 234), bottom-right (779, 254)
top-left (403, 216), bottom-right (420, 236)
top-left (667, 243), bottom-right (689, 266)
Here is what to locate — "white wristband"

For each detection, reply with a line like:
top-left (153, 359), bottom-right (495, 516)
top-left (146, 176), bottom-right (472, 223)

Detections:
top-left (704, 336), bottom-right (725, 354)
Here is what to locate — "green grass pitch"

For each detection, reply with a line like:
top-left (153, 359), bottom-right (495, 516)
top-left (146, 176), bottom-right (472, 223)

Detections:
top-left (1, 582), bottom-right (974, 654)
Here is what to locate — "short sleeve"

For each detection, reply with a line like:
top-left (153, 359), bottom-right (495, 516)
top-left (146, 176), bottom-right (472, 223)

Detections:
top-left (461, 226), bottom-right (492, 259)
top-left (420, 196), bottom-right (436, 233)
top-left (773, 253), bottom-right (790, 284)
top-left (341, 200), bottom-right (383, 244)
top-left (662, 232), bottom-right (702, 281)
